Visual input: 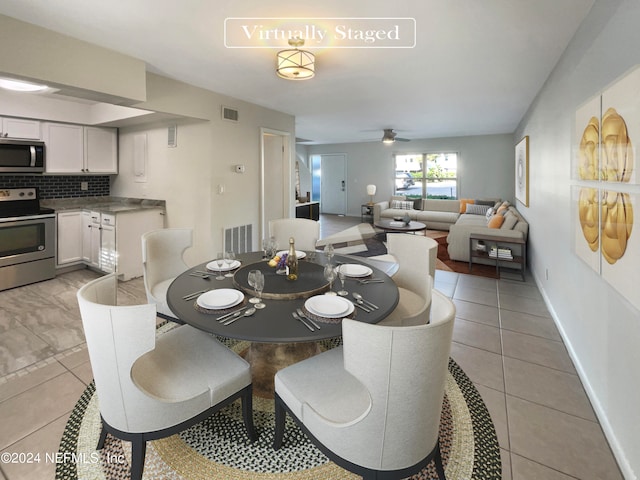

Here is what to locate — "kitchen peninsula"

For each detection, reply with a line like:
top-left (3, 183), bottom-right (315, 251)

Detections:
top-left (44, 196), bottom-right (166, 280)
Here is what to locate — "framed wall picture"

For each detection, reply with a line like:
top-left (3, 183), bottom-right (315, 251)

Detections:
top-left (515, 136), bottom-right (529, 206)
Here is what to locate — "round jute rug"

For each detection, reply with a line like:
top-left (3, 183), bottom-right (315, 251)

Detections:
top-left (55, 336), bottom-right (501, 480)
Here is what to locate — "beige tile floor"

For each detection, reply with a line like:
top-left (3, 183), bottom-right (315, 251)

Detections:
top-left (0, 215), bottom-right (623, 479)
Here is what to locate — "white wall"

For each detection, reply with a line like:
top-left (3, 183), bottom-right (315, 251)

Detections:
top-left (111, 76), bottom-right (295, 266)
top-left (515, 1), bottom-right (639, 477)
top-left (308, 134), bottom-right (514, 217)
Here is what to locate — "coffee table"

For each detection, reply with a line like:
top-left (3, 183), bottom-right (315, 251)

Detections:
top-left (375, 218), bottom-right (427, 234)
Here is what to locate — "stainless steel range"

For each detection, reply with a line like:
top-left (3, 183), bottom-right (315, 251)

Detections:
top-left (0, 188), bottom-right (55, 291)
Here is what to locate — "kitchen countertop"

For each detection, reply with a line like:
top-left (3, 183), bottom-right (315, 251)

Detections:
top-left (42, 196), bottom-right (166, 214)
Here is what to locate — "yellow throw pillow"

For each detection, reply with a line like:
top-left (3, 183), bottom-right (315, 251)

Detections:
top-left (460, 199), bottom-right (475, 213)
top-left (488, 214), bottom-right (505, 228)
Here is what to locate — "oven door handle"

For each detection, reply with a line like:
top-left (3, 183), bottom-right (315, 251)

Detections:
top-left (30, 146), bottom-right (36, 167)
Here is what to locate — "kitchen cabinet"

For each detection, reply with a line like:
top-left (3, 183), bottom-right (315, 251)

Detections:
top-left (84, 127), bottom-right (118, 173)
top-left (42, 123), bottom-right (84, 173)
top-left (56, 210), bottom-right (83, 265)
top-left (0, 117), bottom-right (41, 139)
top-left (43, 123), bottom-right (117, 174)
top-left (82, 210), bottom-right (101, 267)
top-left (100, 213), bottom-right (116, 274)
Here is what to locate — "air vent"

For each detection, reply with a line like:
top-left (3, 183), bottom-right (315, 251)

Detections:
top-left (222, 106), bottom-right (239, 122)
top-left (167, 125), bottom-right (177, 148)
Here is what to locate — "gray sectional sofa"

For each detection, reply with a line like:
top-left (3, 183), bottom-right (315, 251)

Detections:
top-left (446, 205), bottom-right (529, 264)
top-left (373, 196), bottom-right (529, 268)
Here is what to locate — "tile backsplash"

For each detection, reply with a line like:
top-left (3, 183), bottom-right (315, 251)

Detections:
top-left (0, 175), bottom-right (110, 199)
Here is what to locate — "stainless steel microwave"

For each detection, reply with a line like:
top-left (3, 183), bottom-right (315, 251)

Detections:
top-left (0, 138), bottom-right (45, 173)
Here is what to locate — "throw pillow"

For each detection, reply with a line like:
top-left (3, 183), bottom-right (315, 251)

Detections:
top-left (496, 205), bottom-right (508, 215)
top-left (465, 204), bottom-right (490, 215)
top-left (459, 198), bottom-right (475, 213)
top-left (488, 214), bottom-right (505, 228)
top-left (391, 200), bottom-right (414, 210)
top-left (475, 199), bottom-right (496, 206)
top-left (485, 207), bottom-right (495, 220)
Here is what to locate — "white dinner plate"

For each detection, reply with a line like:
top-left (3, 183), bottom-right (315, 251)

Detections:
top-left (205, 259), bottom-right (241, 271)
top-left (338, 264), bottom-right (373, 278)
top-left (276, 250), bottom-right (307, 259)
top-left (305, 295), bottom-right (355, 318)
top-left (197, 289), bottom-right (244, 309)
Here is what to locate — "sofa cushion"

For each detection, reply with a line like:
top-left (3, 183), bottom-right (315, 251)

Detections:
top-left (502, 212), bottom-right (519, 230)
top-left (422, 199), bottom-right (461, 213)
top-left (465, 204), bottom-right (490, 215)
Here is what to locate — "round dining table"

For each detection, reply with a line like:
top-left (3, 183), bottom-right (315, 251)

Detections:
top-left (167, 251), bottom-right (399, 396)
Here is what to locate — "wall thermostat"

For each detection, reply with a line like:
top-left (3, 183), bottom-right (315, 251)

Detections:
top-left (235, 164), bottom-right (245, 173)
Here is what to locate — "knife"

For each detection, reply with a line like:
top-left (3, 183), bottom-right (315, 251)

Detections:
top-left (296, 308), bottom-right (321, 330)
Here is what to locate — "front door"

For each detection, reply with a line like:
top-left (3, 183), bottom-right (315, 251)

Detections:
top-left (320, 154), bottom-right (346, 215)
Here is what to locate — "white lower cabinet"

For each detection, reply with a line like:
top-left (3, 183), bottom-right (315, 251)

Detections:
top-left (58, 208), bottom-right (164, 279)
top-left (57, 211), bottom-right (83, 266)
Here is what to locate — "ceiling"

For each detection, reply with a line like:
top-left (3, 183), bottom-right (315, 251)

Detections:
top-left (0, 0), bottom-right (595, 144)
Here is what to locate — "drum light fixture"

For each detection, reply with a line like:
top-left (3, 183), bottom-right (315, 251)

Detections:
top-left (276, 38), bottom-right (315, 80)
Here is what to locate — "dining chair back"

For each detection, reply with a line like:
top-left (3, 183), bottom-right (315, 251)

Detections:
top-left (141, 228), bottom-right (192, 320)
top-left (273, 289), bottom-right (455, 479)
top-left (77, 273), bottom-right (256, 480)
top-left (379, 233), bottom-right (438, 325)
top-left (268, 218), bottom-right (319, 251)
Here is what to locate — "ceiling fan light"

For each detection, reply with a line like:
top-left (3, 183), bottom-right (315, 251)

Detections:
top-left (382, 130), bottom-right (396, 143)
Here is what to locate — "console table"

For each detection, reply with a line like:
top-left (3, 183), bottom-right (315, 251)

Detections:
top-left (469, 233), bottom-right (526, 281)
top-left (295, 201), bottom-right (320, 221)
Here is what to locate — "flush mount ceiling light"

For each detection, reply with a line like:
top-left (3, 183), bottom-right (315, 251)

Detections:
top-left (276, 38), bottom-right (315, 80)
top-left (0, 77), bottom-right (50, 92)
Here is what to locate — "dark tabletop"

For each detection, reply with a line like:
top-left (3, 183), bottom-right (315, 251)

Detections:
top-left (166, 251), bottom-right (399, 343)
top-left (375, 219), bottom-right (427, 232)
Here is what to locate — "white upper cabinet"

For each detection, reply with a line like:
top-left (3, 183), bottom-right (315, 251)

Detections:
top-left (43, 122), bottom-right (117, 174)
top-left (42, 122), bottom-right (84, 173)
top-left (1, 117), bottom-right (41, 139)
top-left (84, 127), bottom-right (118, 174)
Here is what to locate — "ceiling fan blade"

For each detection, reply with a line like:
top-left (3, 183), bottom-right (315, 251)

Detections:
top-left (395, 137), bottom-right (411, 142)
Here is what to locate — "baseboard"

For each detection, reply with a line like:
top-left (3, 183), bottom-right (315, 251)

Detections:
top-left (532, 270), bottom-right (634, 480)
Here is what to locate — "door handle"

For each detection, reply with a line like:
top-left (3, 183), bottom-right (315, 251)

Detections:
top-left (341, 180), bottom-right (345, 191)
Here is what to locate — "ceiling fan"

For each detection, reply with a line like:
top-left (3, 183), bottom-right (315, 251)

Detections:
top-left (381, 129), bottom-right (410, 143)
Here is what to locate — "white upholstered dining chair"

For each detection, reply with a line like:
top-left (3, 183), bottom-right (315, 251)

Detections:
top-left (268, 218), bottom-right (320, 251)
top-left (273, 289), bottom-right (455, 479)
top-left (378, 233), bottom-right (438, 325)
top-left (141, 228), bottom-right (192, 322)
top-left (77, 273), bottom-right (256, 480)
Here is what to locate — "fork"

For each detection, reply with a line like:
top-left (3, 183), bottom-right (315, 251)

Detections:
top-left (292, 312), bottom-right (315, 331)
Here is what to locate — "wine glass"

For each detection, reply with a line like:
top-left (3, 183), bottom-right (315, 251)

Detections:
top-left (224, 251), bottom-right (236, 277)
top-left (324, 243), bottom-right (335, 265)
top-left (247, 270), bottom-right (260, 304)
top-left (215, 252), bottom-right (225, 280)
top-left (324, 263), bottom-right (337, 295)
top-left (261, 237), bottom-right (270, 259)
top-left (254, 270), bottom-right (266, 309)
top-left (336, 265), bottom-right (348, 296)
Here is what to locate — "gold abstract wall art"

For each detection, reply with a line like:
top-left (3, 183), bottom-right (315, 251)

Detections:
top-left (573, 65), bottom-right (640, 311)
top-left (601, 107), bottom-right (634, 183)
top-left (515, 136), bottom-right (529, 206)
